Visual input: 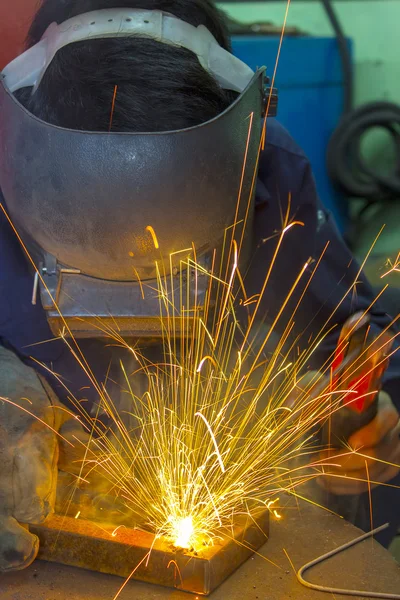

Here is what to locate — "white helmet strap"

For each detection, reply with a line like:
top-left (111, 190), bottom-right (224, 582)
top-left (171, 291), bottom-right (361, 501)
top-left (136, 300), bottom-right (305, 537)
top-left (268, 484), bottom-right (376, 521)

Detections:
top-left (2, 8), bottom-right (255, 94)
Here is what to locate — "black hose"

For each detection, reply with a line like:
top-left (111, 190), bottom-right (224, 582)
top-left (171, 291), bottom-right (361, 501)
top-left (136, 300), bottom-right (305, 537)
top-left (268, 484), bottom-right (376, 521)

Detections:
top-left (321, 0), bottom-right (353, 114)
top-left (326, 102), bottom-right (400, 202)
top-left (321, 0), bottom-right (400, 207)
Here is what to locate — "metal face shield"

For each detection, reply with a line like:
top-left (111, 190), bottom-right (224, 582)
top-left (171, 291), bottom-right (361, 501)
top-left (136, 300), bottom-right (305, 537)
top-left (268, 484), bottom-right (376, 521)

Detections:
top-left (0, 9), bottom-right (275, 339)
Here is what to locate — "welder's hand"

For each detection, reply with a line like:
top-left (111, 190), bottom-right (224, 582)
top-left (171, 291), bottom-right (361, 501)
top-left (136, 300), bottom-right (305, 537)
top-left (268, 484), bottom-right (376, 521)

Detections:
top-left (317, 391), bottom-right (400, 495)
top-left (0, 346), bottom-right (68, 572)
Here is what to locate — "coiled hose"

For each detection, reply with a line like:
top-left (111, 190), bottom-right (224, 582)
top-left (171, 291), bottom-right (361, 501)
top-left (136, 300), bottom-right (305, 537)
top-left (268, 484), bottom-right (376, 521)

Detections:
top-left (321, 0), bottom-right (400, 212)
top-left (326, 101), bottom-right (400, 203)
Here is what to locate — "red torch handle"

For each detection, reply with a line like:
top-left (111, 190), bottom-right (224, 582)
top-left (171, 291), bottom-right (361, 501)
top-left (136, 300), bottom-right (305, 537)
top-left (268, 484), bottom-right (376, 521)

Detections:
top-left (325, 313), bottom-right (393, 446)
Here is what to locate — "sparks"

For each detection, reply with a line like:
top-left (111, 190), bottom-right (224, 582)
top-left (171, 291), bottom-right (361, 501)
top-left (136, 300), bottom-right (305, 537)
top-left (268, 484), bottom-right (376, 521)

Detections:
top-left (146, 225), bottom-right (159, 249)
top-left (195, 411), bottom-right (225, 474)
top-left (381, 251), bottom-right (400, 278)
top-left (6, 201), bottom-right (398, 558)
top-left (2, 0), bottom-right (398, 570)
top-left (12, 206), bottom-right (397, 556)
top-left (108, 84), bottom-right (118, 132)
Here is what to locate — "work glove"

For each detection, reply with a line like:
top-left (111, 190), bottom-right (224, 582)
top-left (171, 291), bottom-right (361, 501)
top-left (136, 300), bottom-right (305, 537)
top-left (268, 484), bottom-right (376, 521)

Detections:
top-left (0, 345), bottom-right (80, 572)
top-left (317, 390), bottom-right (400, 494)
top-left (289, 370), bottom-right (400, 493)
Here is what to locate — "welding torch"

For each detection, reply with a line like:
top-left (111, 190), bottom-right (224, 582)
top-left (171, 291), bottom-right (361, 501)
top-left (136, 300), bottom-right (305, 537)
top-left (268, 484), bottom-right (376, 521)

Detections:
top-left (318, 312), bottom-right (394, 523)
top-left (325, 311), bottom-right (393, 447)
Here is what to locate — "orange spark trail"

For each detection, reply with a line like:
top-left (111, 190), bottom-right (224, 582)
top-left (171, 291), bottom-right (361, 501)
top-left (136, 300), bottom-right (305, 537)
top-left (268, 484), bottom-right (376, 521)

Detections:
top-left (146, 225), bottom-right (160, 249)
top-left (109, 85), bottom-right (118, 132)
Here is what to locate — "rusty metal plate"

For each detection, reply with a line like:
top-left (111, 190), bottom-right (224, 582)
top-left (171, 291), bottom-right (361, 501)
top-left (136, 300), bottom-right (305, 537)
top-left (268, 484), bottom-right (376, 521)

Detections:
top-left (30, 509), bottom-right (269, 596)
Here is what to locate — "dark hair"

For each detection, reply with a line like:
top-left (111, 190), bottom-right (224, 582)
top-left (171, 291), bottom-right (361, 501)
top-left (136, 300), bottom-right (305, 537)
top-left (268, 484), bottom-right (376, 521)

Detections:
top-left (18, 0), bottom-right (234, 132)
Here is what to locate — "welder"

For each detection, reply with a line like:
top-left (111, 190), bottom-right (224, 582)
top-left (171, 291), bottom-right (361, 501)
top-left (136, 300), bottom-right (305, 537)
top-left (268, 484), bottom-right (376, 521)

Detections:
top-left (0, 0), bottom-right (399, 573)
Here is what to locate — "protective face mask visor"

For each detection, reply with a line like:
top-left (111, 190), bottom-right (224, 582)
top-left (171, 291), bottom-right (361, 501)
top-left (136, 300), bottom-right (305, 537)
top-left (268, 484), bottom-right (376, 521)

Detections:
top-left (0, 10), bottom-right (275, 340)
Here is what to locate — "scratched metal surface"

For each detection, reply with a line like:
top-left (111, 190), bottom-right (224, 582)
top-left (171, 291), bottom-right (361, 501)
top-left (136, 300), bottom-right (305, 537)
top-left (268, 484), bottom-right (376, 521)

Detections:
top-left (2, 500), bottom-right (400, 600)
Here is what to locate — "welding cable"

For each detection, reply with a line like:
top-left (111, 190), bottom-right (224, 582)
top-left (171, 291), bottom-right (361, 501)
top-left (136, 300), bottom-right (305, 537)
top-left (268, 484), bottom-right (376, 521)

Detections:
top-left (297, 522), bottom-right (400, 599)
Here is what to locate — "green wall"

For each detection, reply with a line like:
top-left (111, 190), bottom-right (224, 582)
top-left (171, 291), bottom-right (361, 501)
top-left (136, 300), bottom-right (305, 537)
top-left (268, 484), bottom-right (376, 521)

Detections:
top-left (218, 1), bottom-right (399, 105)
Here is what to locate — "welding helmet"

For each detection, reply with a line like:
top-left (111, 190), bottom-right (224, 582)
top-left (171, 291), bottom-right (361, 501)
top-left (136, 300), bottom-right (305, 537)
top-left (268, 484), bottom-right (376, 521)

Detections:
top-left (0, 8), bottom-right (276, 339)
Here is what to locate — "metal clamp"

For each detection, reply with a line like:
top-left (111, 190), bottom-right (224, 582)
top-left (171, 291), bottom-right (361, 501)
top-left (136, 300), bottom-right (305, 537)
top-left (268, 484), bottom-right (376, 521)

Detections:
top-left (262, 76), bottom-right (278, 117)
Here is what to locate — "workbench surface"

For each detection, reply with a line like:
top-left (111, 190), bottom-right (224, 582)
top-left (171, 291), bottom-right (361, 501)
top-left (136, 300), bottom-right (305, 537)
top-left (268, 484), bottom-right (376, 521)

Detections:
top-left (2, 500), bottom-right (400, 600)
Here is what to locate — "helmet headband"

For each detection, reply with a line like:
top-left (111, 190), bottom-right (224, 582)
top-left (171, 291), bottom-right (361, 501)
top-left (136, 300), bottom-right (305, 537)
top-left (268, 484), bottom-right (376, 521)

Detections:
top-left (2, 8), bottom-right (255, 94)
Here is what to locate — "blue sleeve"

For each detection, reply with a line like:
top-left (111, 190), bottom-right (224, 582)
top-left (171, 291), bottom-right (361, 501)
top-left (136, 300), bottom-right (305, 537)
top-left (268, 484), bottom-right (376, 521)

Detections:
top-left (249, 122), bottom-right (400, 409)
top-left (0, 195), bottom-right (64, 365)
top-left (299, 160), bottom-right (399, 405)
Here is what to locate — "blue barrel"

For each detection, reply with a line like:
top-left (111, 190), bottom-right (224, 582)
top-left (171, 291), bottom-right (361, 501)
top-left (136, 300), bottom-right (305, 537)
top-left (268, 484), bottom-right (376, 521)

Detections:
top-left (232, 35), bottom-right (352, 231)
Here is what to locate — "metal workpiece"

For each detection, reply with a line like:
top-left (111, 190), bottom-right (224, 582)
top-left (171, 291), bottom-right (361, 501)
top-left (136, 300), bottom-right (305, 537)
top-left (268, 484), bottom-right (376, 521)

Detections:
top-left (3, 499), bottom-right (400, 600)
top-left (30, 509), bottom-right (270, 596)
